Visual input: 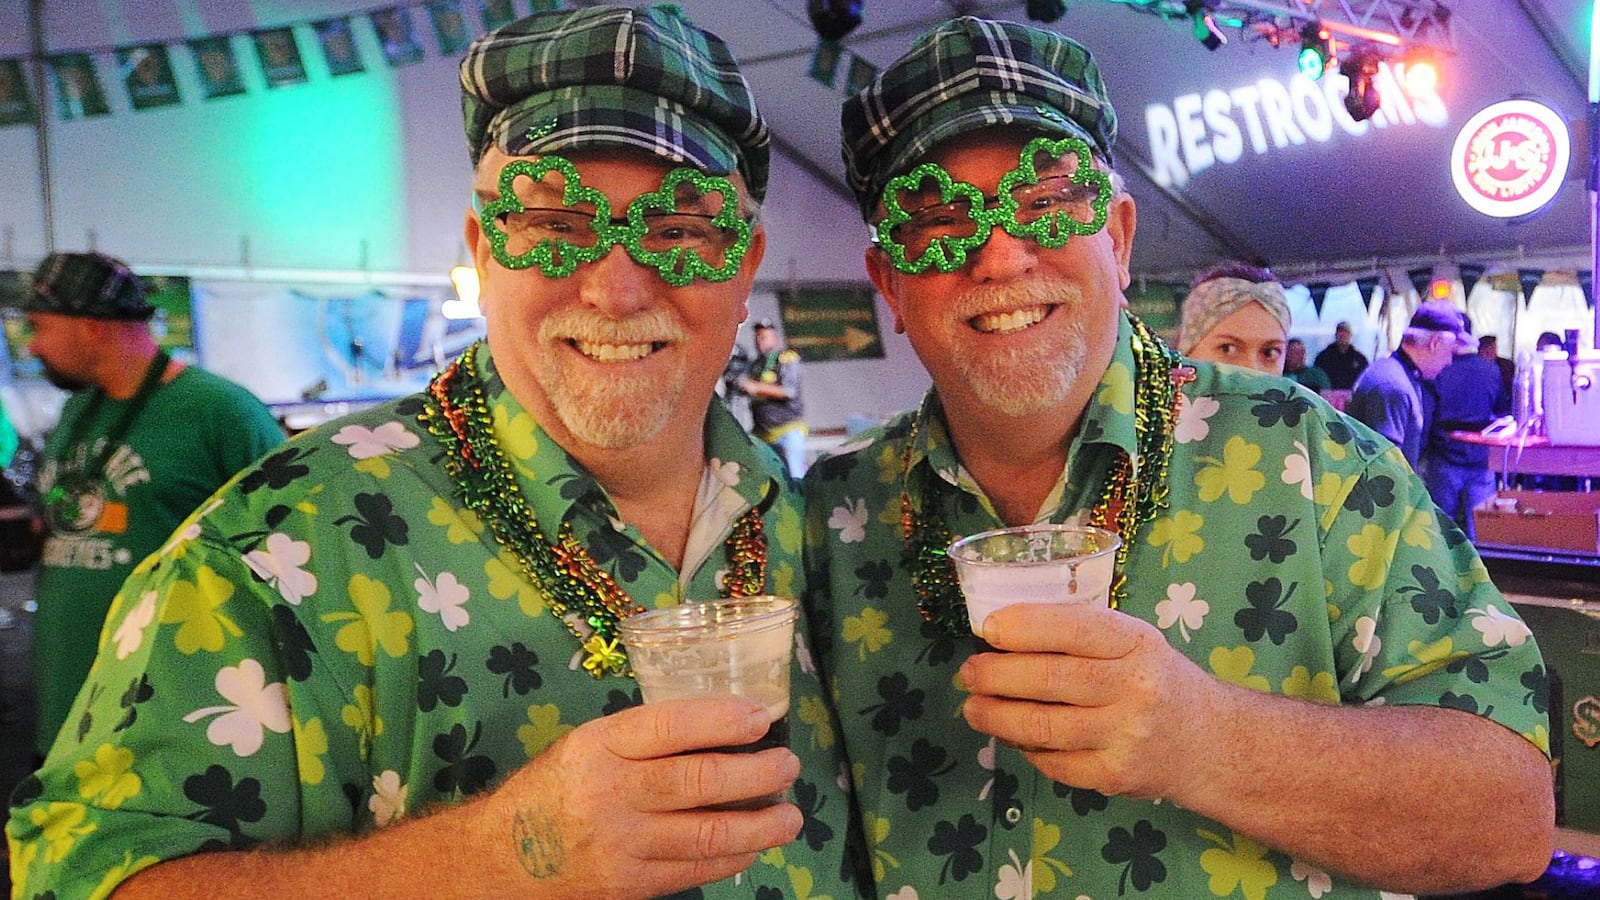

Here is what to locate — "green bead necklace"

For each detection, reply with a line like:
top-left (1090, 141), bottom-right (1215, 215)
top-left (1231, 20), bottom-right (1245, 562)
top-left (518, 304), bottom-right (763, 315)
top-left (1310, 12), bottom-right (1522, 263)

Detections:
top-left (419, 345), bottom-right (768, 677)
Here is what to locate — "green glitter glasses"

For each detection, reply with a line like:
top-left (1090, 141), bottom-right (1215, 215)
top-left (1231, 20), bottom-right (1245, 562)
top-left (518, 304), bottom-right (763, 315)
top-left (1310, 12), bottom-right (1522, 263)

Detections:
top-left (873, 136), bottom-right (1113, 275)
top-left (479, 156), bottom-right (755, 287)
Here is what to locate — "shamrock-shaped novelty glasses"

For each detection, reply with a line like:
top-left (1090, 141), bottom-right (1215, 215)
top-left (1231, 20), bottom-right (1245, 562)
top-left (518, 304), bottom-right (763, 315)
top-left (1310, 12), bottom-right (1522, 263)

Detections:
top-left (480, 156), bottom-right (754, 287)
top-left (874, 136), bottom-right (1113, 275)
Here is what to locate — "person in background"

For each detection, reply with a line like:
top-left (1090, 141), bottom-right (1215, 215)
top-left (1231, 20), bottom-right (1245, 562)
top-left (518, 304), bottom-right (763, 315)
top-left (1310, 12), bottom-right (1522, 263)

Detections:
top-left (1347, 300), bottom-right (1475, 469)
top-left (1479, 334), bottom-right (1515, 399)
top-left (1283, 337), bottom-right (1332, 391)
top-left (1314, 319), bottom-right (1369, 389)
top-left (18, 252), bottom-right (284, 758)
top-left (1175, 261), bottom-right (1290, 375)
top-left (7, 8), bottom-right (867, 900)
top-left (1426, 331), bottom-right (1511, 539)
top-left (1535, 331), bottom-right (1563, 353)
top-left (735, 318), bottom-right (808, 477)
top-left (806, 15), bottom-right (1552, 899)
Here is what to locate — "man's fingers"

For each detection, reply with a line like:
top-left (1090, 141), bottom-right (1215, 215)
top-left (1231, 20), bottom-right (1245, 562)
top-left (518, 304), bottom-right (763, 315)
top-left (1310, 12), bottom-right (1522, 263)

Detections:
top-left (601, 698), bottom-right (771, 759)
top-left (632, 805), bottom-right (804, 862)
top-left (632, 747), bottom-right (801, 813)
top-left (980, 602), bottom-right (1141, 658)
top-left (960, 651), bottom-right (1129, 705)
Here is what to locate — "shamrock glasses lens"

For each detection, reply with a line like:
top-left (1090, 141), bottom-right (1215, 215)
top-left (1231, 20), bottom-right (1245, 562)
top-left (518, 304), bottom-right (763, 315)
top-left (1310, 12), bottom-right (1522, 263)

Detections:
top-left (478, 158), bottom-right (755, 286)
top-left (887, 176), bottom-right (1103, 263)
top-left (497, 208), bottom-right (742, 266)
top-left (872, 136), bottom-right (1114, 275)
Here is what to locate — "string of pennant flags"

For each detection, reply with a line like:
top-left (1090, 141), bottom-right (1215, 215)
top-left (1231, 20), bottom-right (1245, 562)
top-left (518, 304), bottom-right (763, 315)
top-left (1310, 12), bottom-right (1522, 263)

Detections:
top-left (0, 0), bottom-right (561, 128)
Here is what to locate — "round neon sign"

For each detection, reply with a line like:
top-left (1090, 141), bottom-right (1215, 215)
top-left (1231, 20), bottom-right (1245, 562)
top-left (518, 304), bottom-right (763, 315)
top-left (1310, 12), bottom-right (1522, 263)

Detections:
top-left (1450, 99), bottom-right (1570, 218)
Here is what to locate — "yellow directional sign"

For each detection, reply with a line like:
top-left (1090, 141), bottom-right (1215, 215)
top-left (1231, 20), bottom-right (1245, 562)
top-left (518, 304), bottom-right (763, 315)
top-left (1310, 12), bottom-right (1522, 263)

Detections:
top-left (776, 284), bottom-right (884, 361)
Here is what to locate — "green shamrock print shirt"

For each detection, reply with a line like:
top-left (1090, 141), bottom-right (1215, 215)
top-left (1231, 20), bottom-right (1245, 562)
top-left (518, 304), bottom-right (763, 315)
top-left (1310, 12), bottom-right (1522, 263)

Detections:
top-left (8, 346), bottom-right (868, 900)
top-left (801, 316), bottom-right (1549, 900)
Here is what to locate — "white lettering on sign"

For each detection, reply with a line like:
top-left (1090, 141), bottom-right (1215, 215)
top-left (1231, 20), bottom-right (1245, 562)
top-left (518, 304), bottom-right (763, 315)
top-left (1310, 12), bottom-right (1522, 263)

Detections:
top-left (1450, 99), bottom-right (1571, 218)
top-left (1147, 63), bottom-right (1448, 188)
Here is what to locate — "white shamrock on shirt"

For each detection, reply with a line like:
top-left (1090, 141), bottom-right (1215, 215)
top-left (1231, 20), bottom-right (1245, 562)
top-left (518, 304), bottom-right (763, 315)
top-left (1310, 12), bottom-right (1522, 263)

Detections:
top-left (243, 532), bottom-right (318, 605)
top-left (415, 565), bottom-right (470, 632)
top-left (183, 658), bottom-right (292, 756)
top-left (332, 421), bottom-right (420, 459)
top-left (828, 498), bottom-right (869, 543)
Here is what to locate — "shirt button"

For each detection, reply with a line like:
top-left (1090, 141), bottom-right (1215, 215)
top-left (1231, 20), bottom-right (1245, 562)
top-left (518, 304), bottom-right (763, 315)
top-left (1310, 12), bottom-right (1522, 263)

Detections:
top-left (1004, 803), bottom-right (1022, 825)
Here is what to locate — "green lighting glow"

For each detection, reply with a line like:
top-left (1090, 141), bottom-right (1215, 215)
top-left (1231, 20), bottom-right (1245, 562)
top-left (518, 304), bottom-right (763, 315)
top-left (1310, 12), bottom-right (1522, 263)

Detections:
top-left (230, 74), bottom-right (406, 268)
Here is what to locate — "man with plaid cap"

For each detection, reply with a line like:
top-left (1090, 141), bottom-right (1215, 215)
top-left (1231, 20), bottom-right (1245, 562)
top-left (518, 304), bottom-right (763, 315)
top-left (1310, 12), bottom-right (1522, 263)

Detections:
top-left (19, 251), bottom-right (283, 758)
top-left (8, 8), bottom-right (866, 900)
top-left (804, 16), bottom-right (1552, 899)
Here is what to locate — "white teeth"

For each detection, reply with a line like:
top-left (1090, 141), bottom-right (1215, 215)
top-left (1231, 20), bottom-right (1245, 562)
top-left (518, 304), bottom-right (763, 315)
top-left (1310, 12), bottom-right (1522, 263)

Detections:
top-left (972, 306), bottom-right (1048, 334)
top-left (574, 340), bottom-right (654, 362)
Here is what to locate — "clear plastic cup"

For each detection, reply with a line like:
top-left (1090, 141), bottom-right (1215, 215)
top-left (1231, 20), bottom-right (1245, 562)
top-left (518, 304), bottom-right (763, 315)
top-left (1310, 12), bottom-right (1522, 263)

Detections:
top-left (619, 595), bottom-right (797, 809)
top-left (947, 525), bottom-right (1121, 638)
top-left (619, 594), bottom-right (796, 742)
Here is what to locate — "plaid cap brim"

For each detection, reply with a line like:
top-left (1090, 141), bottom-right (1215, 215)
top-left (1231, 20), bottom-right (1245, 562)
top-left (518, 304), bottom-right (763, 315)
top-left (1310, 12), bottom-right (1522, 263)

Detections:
top-left (842, 16), bottom-right (1116, 221)
top-left (460, 5), bottom-right (769, 201)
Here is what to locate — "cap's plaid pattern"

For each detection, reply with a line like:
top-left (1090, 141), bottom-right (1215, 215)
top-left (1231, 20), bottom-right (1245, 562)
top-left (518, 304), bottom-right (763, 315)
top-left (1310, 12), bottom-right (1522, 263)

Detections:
top-left (841, 16), bottom-right (1117, 220)
top-left (26, 252), bottom-right (153, 320)
top-left (460, 5), bottom-right (770, 201)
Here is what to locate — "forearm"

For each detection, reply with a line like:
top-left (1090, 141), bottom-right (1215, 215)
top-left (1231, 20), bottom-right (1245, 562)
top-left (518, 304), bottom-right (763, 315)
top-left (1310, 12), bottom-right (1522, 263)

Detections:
top-left (112, 792), bottom-right (549, 900)
top-left (1173, 681), bottom-right (1553, 892)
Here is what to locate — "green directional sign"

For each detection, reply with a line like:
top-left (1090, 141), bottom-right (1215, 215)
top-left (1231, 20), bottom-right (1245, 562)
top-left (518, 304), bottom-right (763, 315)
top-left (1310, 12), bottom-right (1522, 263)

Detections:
top-left (776, 283), bottom-right (884, 362)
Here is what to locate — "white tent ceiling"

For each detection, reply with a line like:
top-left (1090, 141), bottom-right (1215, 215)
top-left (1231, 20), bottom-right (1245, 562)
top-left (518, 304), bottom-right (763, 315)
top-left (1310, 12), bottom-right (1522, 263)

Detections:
top-left (0, 0), bottom-right (1590, 285)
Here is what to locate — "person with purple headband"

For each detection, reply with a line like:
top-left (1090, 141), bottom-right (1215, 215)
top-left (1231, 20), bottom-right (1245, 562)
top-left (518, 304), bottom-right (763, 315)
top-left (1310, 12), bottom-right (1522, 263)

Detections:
top-left (804, 15), bottom-right (1552, 899)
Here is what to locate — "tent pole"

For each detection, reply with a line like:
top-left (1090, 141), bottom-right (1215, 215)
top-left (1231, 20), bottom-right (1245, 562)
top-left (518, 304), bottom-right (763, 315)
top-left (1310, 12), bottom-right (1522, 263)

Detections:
top-left (28, 0), bottom-right (54, 256)
top-left (1590, 0), bottom-right (1599, 348)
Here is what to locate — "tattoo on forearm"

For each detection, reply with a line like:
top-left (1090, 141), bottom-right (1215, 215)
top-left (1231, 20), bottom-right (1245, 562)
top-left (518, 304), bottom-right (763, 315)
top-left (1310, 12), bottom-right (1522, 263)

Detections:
top-left (512, 808), bottom-right (565, 878)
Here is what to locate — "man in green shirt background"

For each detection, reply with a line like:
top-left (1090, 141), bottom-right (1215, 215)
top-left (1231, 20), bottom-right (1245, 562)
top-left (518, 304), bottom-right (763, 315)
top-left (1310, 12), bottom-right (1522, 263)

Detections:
top-left (805, 16), bottom-right (1552, 900)
top-left (8, 7), bottom-right (866, 900)
top-left (20, 251), bottom-right (284, 757)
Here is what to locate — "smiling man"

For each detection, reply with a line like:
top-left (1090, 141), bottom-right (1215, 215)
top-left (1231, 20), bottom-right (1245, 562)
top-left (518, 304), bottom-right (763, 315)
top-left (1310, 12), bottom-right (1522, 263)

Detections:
top-left (803, 16), bottom-right (1553, 900)
top-left (7, 7), bottom-right (865, 900)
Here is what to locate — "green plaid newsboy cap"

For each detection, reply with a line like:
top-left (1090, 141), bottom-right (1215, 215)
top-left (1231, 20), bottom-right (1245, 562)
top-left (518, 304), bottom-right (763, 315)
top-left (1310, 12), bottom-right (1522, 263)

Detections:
top-left (26, 252), bottom-right (154, 320)
top-left (841, 16), bottom-right (1117, 220)
top-left (460, 4), bottom-right (770, 202)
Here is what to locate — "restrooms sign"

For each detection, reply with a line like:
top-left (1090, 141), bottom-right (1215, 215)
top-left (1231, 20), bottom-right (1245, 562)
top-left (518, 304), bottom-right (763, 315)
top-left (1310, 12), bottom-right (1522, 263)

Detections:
top-left (1144, 62), bottom-right (1447, 188)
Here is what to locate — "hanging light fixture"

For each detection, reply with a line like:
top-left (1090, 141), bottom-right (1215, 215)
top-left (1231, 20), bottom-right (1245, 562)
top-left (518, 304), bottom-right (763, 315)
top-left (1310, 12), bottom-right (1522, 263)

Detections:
top-left (1297, 21), bottom-right (1331, 79)
top-left (1025, 0), bottom-right (1067, 23)
top-left (808, 0), bottom-right (863, 42)
top-left (1340, 48), bottom-right (1382, 121)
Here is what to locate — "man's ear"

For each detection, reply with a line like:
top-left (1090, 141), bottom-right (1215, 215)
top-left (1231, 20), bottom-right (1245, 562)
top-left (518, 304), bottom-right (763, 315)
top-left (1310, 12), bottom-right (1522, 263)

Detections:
top-left (865, 247), bottom-right (907, 335)
top-left (1105, 193), bottom-right (1137, 292)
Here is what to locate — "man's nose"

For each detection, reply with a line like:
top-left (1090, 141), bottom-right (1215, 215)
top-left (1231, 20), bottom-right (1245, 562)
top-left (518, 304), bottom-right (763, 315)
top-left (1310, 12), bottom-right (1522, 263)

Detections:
top-left (576, 245), bottom-right (656, 315)
top-left (966, 227), bottom-right (1038, 282)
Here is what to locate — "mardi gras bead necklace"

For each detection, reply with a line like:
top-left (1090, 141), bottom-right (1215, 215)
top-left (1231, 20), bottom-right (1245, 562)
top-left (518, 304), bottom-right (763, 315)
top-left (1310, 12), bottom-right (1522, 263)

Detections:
top-left (900, 314), bottom-right (1193, 633)
top-left (419, 345), bottom-right (767, 677)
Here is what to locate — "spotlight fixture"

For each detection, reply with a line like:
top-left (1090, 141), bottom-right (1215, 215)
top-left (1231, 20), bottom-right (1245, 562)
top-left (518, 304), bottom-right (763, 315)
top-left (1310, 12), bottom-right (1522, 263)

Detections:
top-left (1297, 21), bottom-right (1330, 79)
top-left (1340, 49), bottom-right (1381, 122)
top-left (808, 0), bottom-right (863, 42)
top-left (1025, 0), bottom-right (1067, 23)
top-left (1185, 1), bottom-right (1226, 50)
